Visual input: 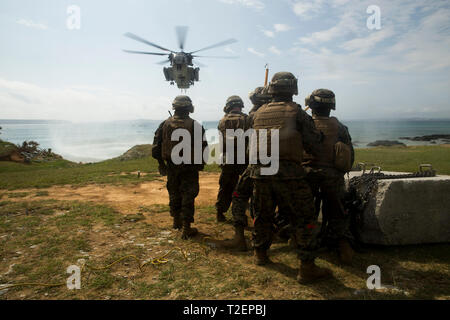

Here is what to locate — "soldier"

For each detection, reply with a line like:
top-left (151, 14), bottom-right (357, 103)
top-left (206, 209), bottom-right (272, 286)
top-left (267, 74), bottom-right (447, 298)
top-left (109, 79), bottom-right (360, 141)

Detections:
top-left (215, 96), bottom-right (250, 223)
top-left (303, 89), bottom-right (355, 264)
top-left (152, 95), bottom-right (208, 240)
top-left (222, 87), bottom-right (272, 251)
top-left (250, 72), bottom-right (332, 283)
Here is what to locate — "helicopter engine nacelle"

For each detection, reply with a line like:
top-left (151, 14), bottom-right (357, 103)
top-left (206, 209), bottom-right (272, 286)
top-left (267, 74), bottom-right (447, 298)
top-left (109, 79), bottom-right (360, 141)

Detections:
top-left (163, 67), bottom-right (174, 82)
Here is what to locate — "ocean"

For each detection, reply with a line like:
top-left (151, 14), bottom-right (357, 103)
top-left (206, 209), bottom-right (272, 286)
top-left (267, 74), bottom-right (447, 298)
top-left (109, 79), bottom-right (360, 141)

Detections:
top-left (1, 119), bottom-right (449, 163)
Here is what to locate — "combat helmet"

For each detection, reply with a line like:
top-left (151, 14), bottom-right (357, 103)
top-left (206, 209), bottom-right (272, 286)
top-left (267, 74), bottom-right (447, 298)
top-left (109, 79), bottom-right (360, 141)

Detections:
top-left (305, 89), bottom-right (335, 110)
top-left (249, 86), bottom-right (272, 107)
top-left (172, 95), bottom-right (194, 113)
top-left (267, 72), bottom-right (298, 96)
top-left (223, 95), bottom-right (244, 113)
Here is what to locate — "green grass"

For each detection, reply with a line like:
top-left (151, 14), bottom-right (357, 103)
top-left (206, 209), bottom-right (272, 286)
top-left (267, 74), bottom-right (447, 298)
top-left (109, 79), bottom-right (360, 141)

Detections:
top-left (0, 157), bottom-right (160, 190)
top-left (0, 200), bottom-right (448, 300)
top-left (0, 145), bottom-right (448, 191)
top-left (354, 145), bottom-right (450, 174)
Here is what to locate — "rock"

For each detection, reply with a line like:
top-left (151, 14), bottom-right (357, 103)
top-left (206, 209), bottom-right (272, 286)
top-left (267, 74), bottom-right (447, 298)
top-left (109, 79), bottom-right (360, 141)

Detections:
top-left (399, 134), bottom-right (450, 141)
top-left (0, 140), bottom-right (24, 163)
top-left (367, 140), bottom-right (406, 147)
top-left (351, 172), bottom-right (450, 245)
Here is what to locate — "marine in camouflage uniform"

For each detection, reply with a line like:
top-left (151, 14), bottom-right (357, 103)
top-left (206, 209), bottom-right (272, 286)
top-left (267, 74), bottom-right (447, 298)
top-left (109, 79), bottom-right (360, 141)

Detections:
top-left (222, 87), bottom-right (272, 251)
top-left (152, 95), bottom-right (208, 240)
top-left (249, 72), bottom-right (332, 283)
top-left (215, 96), bottom-right (250, 223)
top-left (302, 89), bottom-right (355, 264)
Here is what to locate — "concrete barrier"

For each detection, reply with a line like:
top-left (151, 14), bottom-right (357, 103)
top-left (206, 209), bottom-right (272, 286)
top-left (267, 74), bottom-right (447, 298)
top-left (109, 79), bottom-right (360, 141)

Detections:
top-left (348, 171), bottom-right (450, 245)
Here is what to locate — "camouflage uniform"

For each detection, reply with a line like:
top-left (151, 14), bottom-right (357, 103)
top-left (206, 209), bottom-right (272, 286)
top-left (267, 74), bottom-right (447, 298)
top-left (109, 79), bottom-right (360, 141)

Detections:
top-left (303, 89), bottom-right (354, 257)
top-left (230, 88), bottom-right (271, 227)
top-left (250, 96), bottom-right (323, 262)
top-left (215, 96), bottom-right (250, 219)
top-left (152, 96), bottom-right (207, 237)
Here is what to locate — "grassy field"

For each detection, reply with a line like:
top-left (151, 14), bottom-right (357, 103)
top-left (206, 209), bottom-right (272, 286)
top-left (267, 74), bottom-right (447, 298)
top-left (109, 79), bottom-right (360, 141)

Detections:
top-left (0, 145), bottom-right (449, 190)
top-left (0, 145), bottom-right (449, 300)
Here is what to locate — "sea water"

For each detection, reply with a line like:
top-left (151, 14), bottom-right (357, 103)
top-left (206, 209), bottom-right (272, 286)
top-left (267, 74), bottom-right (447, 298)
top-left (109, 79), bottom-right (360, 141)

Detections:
top-left (1, 119), bottom-right (449, 163)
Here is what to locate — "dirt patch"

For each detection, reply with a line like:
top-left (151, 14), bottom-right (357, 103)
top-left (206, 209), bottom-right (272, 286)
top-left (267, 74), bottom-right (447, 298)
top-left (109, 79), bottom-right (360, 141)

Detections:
top-left (7, 172), bottom-right (220, 215)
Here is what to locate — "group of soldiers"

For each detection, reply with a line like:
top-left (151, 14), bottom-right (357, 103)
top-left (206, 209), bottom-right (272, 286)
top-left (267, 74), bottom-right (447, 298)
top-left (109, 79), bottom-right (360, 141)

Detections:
top-left (152, 71), bottom-right (355, 283)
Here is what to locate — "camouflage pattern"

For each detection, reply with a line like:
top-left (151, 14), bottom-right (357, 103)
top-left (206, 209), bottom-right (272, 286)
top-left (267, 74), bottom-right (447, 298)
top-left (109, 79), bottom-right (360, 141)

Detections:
top-left (249, 102), bottom-right (323, 180)
top-left (252, 179), bottom-right (319, 261)
top-left (215, 164), bottom-right (247, 215)
top-left (230, 166), bottom-right (253, 227)
top-left (216, 106), bottom-right (250, 215)
top-left (303, 112), bottom-right (354, 244)
top-left (166, 165), bottom-right (199, 223)
top-left (267, 72), bottom-right (298, 96)
top-left (152, 110), bottom-right (207, 224)
top-left (249, 94), bottom-right (323, 261)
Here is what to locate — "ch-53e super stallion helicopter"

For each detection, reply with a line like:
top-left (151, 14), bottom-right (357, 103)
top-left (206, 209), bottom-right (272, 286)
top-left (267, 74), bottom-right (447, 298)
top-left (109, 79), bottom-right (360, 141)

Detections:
top-left (123, 26), bottom-right (238, 89)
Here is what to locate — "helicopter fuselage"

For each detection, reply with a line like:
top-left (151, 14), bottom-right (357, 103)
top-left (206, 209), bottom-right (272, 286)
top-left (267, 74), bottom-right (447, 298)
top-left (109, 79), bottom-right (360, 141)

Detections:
top-left (163, 52), bottom-right (199, 89)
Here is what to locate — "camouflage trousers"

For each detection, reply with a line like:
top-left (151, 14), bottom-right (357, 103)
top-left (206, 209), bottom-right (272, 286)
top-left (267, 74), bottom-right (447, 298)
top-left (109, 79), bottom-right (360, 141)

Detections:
top-left (252, 178), bottom-right (319, 262)
top-left (305, 166), bottom-right (350, 244)
top-left (230, 166), bottom-right (253, 227)
top-left (167, 167), bottom-right (200, 223)
top-left (215, 164), bottom-right (247, 214)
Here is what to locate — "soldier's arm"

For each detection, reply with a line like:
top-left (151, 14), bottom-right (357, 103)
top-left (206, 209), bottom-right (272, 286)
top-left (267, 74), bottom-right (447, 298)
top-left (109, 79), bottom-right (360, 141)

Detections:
top-left (296, 105), bottom-right (323, 155)
top-left (151, 121), bottom-right (165, 162)
top-left (338, 122), bottom-right (354, 166)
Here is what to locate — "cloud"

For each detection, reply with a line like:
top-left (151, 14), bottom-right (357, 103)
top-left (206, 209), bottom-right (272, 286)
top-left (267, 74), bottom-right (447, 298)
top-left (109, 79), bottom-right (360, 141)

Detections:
top-left (16, 19), bottom-right (48, 30)
top-left (292, 0), bottom-right (323, 18)
top-left (269, 46), bottom-right (281, 55)
top-left (260, 23), bottom-right (292, 38)
top-left (262, 30), bottom-right (275, 38)
top-left (0, 78), bottom-right (171, 121)
top-left (274, 24), bottom-right (291, 32)
top-left (219, 0), bottom-right (265, 10)
top-left (247, 47), bottom-right (265, 57)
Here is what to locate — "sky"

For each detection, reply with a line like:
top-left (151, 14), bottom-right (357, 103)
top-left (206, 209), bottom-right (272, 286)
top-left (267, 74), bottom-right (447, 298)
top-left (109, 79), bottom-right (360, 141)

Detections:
top-left (0, 0), bottom-right (449, 122)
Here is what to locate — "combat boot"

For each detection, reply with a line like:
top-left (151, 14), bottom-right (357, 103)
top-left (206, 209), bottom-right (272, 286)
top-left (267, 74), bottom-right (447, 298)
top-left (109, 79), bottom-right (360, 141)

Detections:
top-left (254, 249), bottom-right (272, 266)
top-left (172, 215), bottom-right (182, 230)
top-left (216, 211), bottom-right (226, 222)
top-left (181, 222), bottom-right (198, 240)
top-left (338, 238), bottom-right (354, 265)
top-left (297, 260), bottom-right (332, 284)
top-left (221, 226), bottom-right (247, 251)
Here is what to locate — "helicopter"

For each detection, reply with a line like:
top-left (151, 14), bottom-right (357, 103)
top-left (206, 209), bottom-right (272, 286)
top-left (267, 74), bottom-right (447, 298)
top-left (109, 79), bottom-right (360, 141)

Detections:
top-left (123, 26), bottom-right (238, 89)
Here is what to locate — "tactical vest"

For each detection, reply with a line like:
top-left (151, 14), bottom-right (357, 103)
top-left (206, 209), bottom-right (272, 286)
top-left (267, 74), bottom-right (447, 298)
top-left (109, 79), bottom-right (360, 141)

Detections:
top-left (218, 111), bottom-right (249, 164)
top-left (251, 101), bottom-right (303, 163)
top-left (161, 116), bottom-right (195, 163)
top-left (311, 115), bottom-right (339, 167)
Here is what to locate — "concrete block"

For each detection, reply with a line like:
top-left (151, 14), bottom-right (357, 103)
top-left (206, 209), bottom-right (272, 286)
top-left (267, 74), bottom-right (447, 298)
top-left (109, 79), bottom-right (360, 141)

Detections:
top-left (349, 172), bottom-right (450, 245)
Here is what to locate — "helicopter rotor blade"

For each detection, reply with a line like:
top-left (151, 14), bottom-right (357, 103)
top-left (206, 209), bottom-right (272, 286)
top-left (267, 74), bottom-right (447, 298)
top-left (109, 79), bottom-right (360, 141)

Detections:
top-left (124, 32), bottom-right (173, 52)
top-left (176, 26), bottom-right (188, 51)
top-left (156, 59), bottom-right (170, 65)
top-left (123, 49), bottom-right (168, 56)
top-left (190, 38), bottom-right (237, 54)
top-left (192, 55), bottom-right (239, 59)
